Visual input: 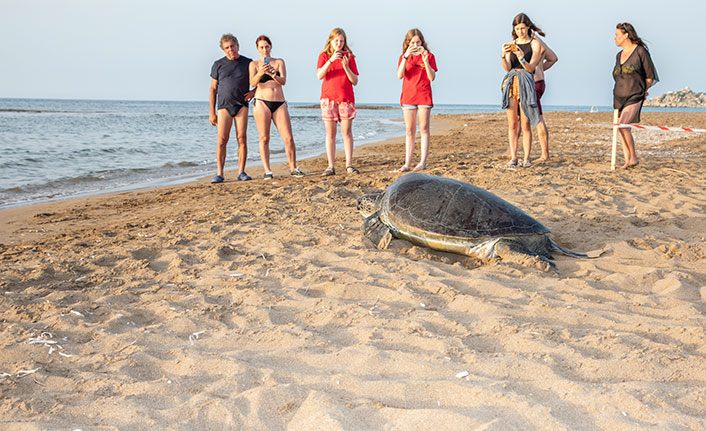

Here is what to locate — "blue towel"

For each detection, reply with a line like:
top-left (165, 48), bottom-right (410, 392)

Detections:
top-left (501, 69), bottom-right (541, 127)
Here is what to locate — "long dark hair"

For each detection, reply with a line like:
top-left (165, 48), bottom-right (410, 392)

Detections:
top-left (511, 13), bottom-right (545, 39)
top-left (616, 22), bottom-right (648, 50)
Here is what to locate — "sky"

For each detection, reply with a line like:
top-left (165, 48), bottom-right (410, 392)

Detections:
top-left (1, 0), bottom-right (703, 106)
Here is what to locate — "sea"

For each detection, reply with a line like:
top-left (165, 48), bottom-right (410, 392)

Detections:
top-left (0, 98), bottom-right (703, 209)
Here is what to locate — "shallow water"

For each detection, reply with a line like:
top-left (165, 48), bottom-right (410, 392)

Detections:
top-left (1, 98), bottom-right (703, 208)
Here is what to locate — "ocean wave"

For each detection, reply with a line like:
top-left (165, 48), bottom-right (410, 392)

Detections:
top-left (162, 161), bottom-right (202, 168)
top-left (0, 163), bottom-right (216, 209)
top-left (0, 98), bottom-right (429, 207)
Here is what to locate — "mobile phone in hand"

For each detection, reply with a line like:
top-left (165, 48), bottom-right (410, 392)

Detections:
top-left (264, 57), bottom-right (270, 64)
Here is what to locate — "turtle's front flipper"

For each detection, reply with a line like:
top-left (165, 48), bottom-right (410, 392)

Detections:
top-left (494, 239), bottom-right (556, 272)
top-left (363, 214), bottom-right (393, 249)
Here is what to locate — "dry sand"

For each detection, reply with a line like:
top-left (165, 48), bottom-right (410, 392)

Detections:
top-left (1, 111), bottom-right (705, 430)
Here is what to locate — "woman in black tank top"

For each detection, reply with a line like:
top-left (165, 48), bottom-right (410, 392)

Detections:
top-left (500, 13), bottom-right (543, 168)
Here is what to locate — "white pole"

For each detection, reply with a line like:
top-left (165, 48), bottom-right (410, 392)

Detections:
top-left (610, 109), bottom-right (618, 171)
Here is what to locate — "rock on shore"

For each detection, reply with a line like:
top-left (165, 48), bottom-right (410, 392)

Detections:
top-left (645, 86), bottom-right (706, 107)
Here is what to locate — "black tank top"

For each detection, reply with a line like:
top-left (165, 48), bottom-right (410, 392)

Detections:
top-left (509, 42), bottom-right (532, 69)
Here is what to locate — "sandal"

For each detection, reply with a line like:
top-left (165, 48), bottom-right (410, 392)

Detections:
top-left (519, 159), bottom-right (532, 168)
top-left (413, 163), bottom-right (426, 171)
top-left (346, 165), bottom-right (360, 174)
top-left (321, 167), bottom-right (335, 177)
top-left (394, 165), bottom-right (410, 173)
top-left (505, 159), bottom-right (518, 168)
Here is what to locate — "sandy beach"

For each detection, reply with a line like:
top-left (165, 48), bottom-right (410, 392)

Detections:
top-left (1, 111), bottom-right (705, 430)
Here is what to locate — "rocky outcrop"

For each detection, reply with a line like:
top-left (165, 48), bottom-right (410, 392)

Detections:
top-left (644, 87), bottom-right (706, 107)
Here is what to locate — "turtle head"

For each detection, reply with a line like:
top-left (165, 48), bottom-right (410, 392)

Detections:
top-left (357, 193), bottom-right (383, 217)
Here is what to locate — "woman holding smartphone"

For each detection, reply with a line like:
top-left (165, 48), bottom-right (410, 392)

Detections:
top-left (500, 13), bottom-right (544, 168)
top-left (316, 27), bottom-right (360, 176)
top-left (249, 35), bottom-right (305, 179)
top-left (395, 28), bottom-right (437, 172)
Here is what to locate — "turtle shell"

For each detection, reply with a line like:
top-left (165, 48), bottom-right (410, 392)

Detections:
top-left (381, 173), bottom-right (549, 239)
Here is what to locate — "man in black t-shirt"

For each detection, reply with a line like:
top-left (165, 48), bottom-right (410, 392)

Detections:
top-left (208, 34), bottom-right (254, 183)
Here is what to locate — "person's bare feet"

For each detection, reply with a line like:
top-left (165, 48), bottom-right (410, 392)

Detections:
top-left (622, 160), bottom-right (639, 169)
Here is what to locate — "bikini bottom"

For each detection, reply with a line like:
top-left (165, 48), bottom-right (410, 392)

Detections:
top-left (257, 99), bottom-right (286, 113)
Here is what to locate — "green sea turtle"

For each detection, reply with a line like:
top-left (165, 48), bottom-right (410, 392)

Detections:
top-left (358, 173), bottom-right (590, 267)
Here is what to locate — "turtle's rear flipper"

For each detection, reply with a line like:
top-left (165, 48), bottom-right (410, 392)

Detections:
top-left (363, 214), bottom-right (393, 249)
top-left (495, 239), bottom-right (556, 272)
top-left (548, 239), bottom-right (590, 258)
top-left (549, 239), bottom-right (605, 258)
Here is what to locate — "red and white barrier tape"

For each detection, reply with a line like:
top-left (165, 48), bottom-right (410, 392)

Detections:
top-left (610, 108), bottom-right (704, 170)
top-left (613, 123), bottom-right (706, 133)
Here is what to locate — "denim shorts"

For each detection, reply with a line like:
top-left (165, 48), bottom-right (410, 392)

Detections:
top-left (402, 104), bottom-right (433, 110)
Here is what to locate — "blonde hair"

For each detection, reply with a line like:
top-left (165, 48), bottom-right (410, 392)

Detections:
top-left (402, 28), bottom-right (429, 55)
top-left (321, 27), bottom-right (354, 56)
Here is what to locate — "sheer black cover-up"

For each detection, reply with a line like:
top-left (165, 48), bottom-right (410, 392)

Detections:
top-left (613, 46), bottom-right (658, 124)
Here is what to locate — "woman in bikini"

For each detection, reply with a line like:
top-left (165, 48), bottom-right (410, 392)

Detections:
top-left (613, 22), bottom-right (658, 169)
top-left (249, 35), bottom-right (305, 179)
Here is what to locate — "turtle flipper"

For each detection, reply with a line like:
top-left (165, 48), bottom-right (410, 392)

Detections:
top-left (363, 213), bottom-right (393, 249)
top-left (494, 239), bottom-right (556, 272)
top-left (548, 239), bottom-right (588, 258)
top-left (548, 239), bottom-right (606, 258)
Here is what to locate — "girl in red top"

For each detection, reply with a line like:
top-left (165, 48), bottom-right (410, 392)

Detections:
top-left (316, 28), bottom-right (360, 176)
top-left (395, 28), bottom-right (437, 172)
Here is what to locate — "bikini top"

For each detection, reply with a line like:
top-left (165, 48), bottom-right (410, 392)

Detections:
top-left (259, 71), bottom-right (281, 83)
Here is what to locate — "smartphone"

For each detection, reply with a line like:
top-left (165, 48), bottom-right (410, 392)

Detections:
top-left (411, 47), bottom-right (423, 54)
top-left (263, 57), bottom-right (270, 64)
